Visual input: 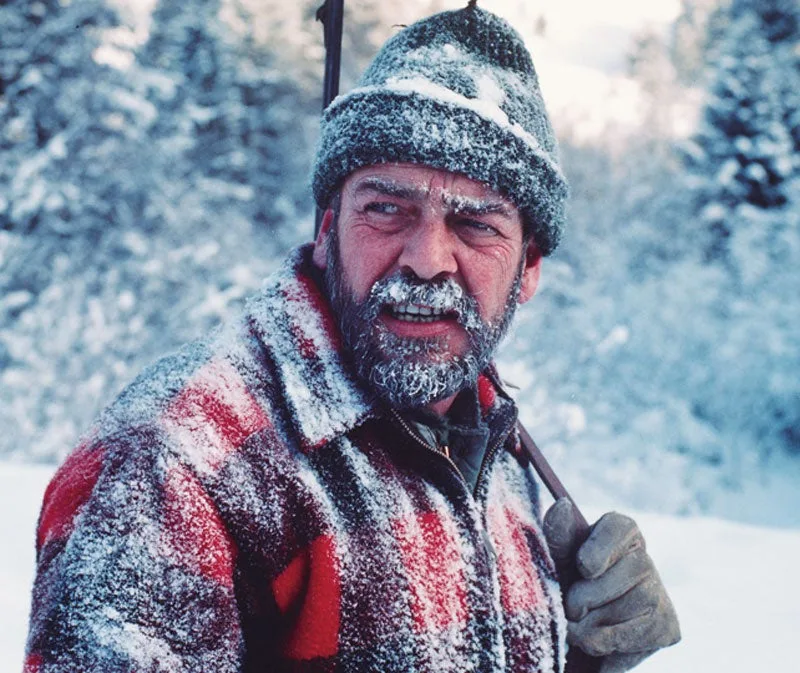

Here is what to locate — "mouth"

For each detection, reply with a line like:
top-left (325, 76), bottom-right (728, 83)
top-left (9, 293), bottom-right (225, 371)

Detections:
top-left (385, 303), bottom-right (457, 324)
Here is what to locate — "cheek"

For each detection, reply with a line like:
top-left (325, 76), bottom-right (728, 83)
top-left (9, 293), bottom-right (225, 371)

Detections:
top-left (463, 256), bottom-right (520, 318)
top-left (338, 231), bottom-right (399, 302)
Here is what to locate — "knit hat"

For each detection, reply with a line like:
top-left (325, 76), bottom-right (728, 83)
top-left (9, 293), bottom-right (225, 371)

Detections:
top-left (312, 3), bottom-right (568, 255)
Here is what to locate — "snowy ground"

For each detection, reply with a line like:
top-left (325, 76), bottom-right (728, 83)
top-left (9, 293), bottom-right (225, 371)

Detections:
top-left (2, 463), bottom-right (53, 671)
top-left (4, 461), bottom-right (799, 671)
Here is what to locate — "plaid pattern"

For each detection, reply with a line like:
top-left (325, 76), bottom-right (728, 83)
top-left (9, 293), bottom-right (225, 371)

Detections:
top-left (25, 245), bottom-right (566, 672)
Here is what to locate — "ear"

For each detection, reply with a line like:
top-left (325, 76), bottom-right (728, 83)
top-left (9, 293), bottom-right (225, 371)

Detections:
top-left (517, 240), bottom-right (543, 305)
top-left (312, 209), bottom-right (335, 270)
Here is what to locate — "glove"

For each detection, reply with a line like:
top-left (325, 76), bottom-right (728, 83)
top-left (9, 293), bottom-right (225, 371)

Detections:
top-left (543, 498), bottom-right (681, 673)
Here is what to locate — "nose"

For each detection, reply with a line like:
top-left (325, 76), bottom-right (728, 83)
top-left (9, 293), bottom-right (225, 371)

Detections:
top-left (396, 216), bottom-right (458, 281)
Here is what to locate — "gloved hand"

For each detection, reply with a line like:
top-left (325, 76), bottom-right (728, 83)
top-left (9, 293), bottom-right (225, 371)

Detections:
top-left (543, 498), bottom-right (681, 673)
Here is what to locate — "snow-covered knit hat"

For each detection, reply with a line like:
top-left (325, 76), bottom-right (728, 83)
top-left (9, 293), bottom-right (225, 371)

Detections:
top-left (312, 3), bottom-right (568, 255)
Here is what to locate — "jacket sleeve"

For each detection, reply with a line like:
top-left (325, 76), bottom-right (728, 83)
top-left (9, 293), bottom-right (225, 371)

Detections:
top-left (23, 426), bottom-right (244, 673)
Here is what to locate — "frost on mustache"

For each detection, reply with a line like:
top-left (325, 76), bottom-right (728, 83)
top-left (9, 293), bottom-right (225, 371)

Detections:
top-left (347, 273), bottom-right (517, 409)
top-left (373, 274), bottom-right (482, 332)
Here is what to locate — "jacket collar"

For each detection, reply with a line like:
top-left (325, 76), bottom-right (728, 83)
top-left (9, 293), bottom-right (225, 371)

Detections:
top-left (246, 245), bottom-right (375, 451)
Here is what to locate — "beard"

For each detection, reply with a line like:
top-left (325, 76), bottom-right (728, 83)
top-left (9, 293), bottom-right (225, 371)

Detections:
top-left (323, 225), bottom-right (523, 410)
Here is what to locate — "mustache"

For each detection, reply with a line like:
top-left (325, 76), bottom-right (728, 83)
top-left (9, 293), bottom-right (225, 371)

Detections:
top-left (366, 273), bottom-right (483, 330)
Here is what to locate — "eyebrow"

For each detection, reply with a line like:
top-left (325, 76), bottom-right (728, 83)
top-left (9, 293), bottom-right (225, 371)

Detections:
top-left (353, 176), bottom-right (515, 220)
top-left (442, 193), bottom-right (514, 219)
top-left (352, 177), bottom-right (426, 201)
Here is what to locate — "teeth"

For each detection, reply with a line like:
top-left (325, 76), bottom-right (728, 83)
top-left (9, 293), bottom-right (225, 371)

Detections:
top-left (394, 304), bottom-right (445, 316)
top-left (391, 304), bottom-right (448, 322)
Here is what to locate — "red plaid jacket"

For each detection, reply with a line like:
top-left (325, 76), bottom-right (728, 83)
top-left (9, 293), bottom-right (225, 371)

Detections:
top-left (25, 245), bottom-right (566, 672)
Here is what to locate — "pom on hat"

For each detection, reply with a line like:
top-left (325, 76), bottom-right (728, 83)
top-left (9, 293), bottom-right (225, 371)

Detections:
top-left (312, 4), bottom-right (568, 255)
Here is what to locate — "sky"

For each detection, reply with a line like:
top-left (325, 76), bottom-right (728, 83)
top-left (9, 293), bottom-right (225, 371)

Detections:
top-left (470, 0), bottom-right (686, 138)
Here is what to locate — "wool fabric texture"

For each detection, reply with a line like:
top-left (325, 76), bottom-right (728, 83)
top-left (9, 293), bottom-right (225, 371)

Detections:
top-left (24, 246), bottom-right (567, 672)
top-left (312, 5), bottom-right (568, 255)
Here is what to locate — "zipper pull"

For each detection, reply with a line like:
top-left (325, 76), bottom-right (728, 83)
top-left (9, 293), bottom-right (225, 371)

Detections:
top-left (441, 444), bottom-right (450, 459)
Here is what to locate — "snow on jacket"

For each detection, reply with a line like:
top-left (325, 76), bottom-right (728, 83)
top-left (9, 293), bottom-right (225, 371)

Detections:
top-left (24, 245), bottom-right (566, 673)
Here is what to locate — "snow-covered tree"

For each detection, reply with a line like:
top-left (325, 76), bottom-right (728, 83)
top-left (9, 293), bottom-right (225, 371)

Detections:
top-left (140, 0), bottom-right (313, 231)
top-left (0, 0), bottom-right (314, 461)
top-left (676, 0), bottom-right (800, 460)
top-left (0, 0), bottom-right (125, 247)
top-left (0, 0), bottom-right (149, 458)
top-left (683, 0), bottom-right (798, 262)
top-left (670, 0), bottom-right (727, 86)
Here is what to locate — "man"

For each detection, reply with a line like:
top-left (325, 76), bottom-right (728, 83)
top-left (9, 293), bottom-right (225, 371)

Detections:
top-left (24, 5), bottom-right (679, 672)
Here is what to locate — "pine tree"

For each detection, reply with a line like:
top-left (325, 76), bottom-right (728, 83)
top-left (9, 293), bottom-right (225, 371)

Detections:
top-left (0, 0), bottom-right (315, 460)
top-left (679, 0), bottom-right (800, 459)
top-left (139, 0), bottom-right (311, 231)
top-left (0, 0), bottom-right (127, 238)
top-left (731, 0), bottom-right (799, 151)
top-left (0, 0), bottom-right (153, 459)
top-left (683, 0), bottom-right (798, 261)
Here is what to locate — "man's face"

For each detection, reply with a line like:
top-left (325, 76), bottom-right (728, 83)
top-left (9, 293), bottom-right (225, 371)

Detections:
top-left (313, 163), bottom-right (542, 411)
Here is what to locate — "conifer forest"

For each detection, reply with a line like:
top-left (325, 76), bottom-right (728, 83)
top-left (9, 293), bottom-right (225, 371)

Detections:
top-left (1, 0), bottom-right (798, 525)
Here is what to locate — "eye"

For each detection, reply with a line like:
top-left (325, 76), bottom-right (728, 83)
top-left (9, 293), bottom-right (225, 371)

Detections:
top-left (364, 201), bottom-right (401, 216)
top-left (455, 218), bottom-right (500, 238)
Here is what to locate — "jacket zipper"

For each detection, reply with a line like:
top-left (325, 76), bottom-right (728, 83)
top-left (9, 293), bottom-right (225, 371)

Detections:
top-left (394, 408), bottom-right (557, 668)
top-left (390, 408), bottom-right (500, 560)
top-left (390, 408), bottom-right (515, 499)
top-left (390, 409), bottom-right (463, 484)
top-left (391, 405), bottom-right (515, 532)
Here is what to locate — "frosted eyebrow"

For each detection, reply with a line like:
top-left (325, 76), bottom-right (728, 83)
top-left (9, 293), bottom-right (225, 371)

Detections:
top-left (443, 193), bottom-right (514, 220)
top-left (352, 178), bottom-right (515, 220)
top-left (353, 177), bottom-right (426, 201)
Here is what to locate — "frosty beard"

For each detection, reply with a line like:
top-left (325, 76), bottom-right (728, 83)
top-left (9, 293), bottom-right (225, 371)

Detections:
top-left (324, 224), bottom-right (522, 410)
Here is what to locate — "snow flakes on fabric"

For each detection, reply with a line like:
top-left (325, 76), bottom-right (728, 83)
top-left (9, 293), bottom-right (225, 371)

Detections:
top-left (247, 247), bottom-right (372, 451)
top-left (25, 244), bottom-right (564, 672)
top-left (28, 426), bottom-right (243, 672)
top-left (36, 439), bottom-right (105, 549)
top-left (160, 357), bottom-right (270, 474)
top-left (343, 71), bottom-right (552, 169)
top-left (394, 510), bottom-right (469, 634)
top-left (162, 464), bottom-right (238, 586)
top-left (272, 534), bottom-right (342, 660)
top-left (486, 450), bottom-right (568, 672)
top-left (489, 504), bottom-right (548, 614)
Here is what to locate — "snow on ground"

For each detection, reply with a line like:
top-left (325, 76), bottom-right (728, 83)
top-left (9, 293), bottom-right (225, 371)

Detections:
top-left (3, 461), bottom-right (799, 671)
top-left (1, 463), bottom-right (52, 671)
top-left (583, 507), bottom-right (800, 673)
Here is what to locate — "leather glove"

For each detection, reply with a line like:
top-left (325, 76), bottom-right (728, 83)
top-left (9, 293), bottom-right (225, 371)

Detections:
top-left (544, 498), bottom-right (681, 673)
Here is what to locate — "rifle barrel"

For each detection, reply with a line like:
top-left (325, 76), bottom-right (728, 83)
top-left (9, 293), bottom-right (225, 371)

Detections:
top-left (321, 0), bottom-right (345, 109)
top-left (315, 0), bottom-right (346, 237)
